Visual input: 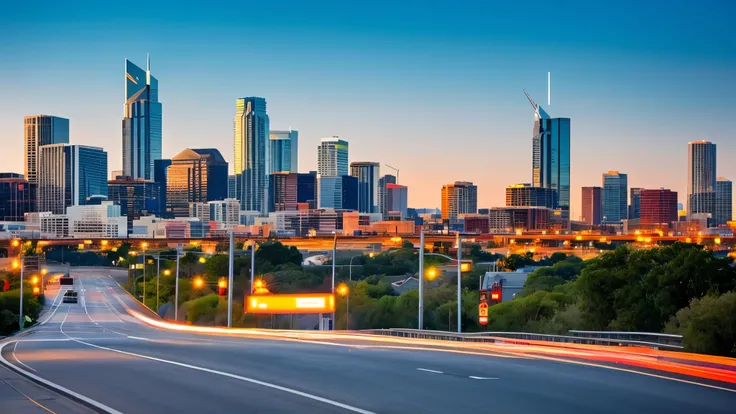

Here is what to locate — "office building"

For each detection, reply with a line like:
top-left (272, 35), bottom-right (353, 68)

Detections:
top-left (38, 144), bottom-right (108, 214)
top-left (122, 56), bottom-right (162, 180)
top-left (640, 188), bottom-right (678, 229)
top-left (110, 170), bottom-right (124, 180)
top-left (153, 159), bottom-right (172, 218)
top-left (350, 162), bottom-right (380, 213)
top-left (207, 199), bottom-right (240, 228)
top-left (526, 91), bottom-right (570, 220)
top-left (228, 175), bottom-right (237, 199)
top-left (67, 201), bottom-right (127, 238)
top-left (317, 137), bottom-right (349, 176)
top-left (0, 173), bottom-right (36, 221)
top-left (24, 115), bottom-right (69, 185)
top-left (715, 177), bottom-right (733, 226)
top-left (506, 183), bottom-right (555, 208)
top-left (629, 188), bottom-right (642, 220)
top-left (386, 184), bottom-right (408, 219)
top-left (687, 141), bottom-right (717, 219)
top-left (581, 186), bottom-right (602, 225)
top-left (167, 148), bottom-right (228, 217)
top-left (269, 172), bottom-right (318, 212)
top-left (602, 171), bottom-right (628, 225)
top-left (270, 129), bottom-right (298, 173)
top-left (234, 97), bottom-right (270, 214)
top-left (464, 214), bottom-right (490, 234)
top-left (488, 207), bottom-right (551, 233)
top-left (441, 181), bottom-right (477, 223)
top-left (107, 176), bottom-right (160, 233)
top-left (378, 174), bottom-right (397, 218)
top-left (319, 176), bottom-right (358, 210)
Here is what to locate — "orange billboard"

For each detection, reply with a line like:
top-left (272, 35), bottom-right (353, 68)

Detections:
top-left (245, 293), bottom-right (335, 314)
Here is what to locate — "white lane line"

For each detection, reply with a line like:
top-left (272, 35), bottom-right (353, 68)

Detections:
top-left (416, 368), bottom-right (443, 374)
top-left (58, 319), bottom-right (375, 414)
top-left (12, 342), bottom-right (37, 373)
top-left (127, 336), bottom-right (154, 342)
top-left (39, 288), bottom-right (66, 325)
top-left (469, 376), bottom-right (498, 380)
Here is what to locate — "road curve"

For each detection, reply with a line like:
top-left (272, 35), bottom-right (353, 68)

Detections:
top-left (1, 267), bottom-right (735, 414)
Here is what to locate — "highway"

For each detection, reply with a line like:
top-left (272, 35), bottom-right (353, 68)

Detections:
top-left (1, 268), bottom-right (735, 413)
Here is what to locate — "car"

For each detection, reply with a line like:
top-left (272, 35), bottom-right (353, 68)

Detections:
top-left (62, 290), bottom-right (78, 304)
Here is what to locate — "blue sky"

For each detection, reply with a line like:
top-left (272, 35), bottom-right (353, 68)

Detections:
top-left (1, 0), bottom-right (734, 216)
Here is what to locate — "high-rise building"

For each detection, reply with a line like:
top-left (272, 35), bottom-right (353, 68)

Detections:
top-left (107, 176), bottom-right (160, 233)
top-left (378, 174), bottom-right (397, 218)
top-left (122, 56), bottom-right (162, 180)
top-left (38, 144), bottom-right (108, 214)
top-left (153, 159), bottom-right (172, 218)
top-left (386, 184), bottom-right (408, 219)
top-left (0, 173), bottom-right (36, 221)
top-left (715, 177), bottom-right (733, 226)
top-left (269, 129), bottom-right (298, 173)
top-left (441, 181), bottom-right (478, 223)
top-left (319, 176), bottom-right (358, 210)
top-left (234, 97), bottom-right (270, 214)
top-left (687, 141), bottom-right (717, 220)
top-left (602, 171), bottom-right (628, 224)
top-left (317, 137), bottom-right (349, 176)
top-left (526, 91), bottom-right (570, 220)
top-left (350, 162), bottom-right (380, 213)
top-left (269, 172), bottom-right (318, 212)
top-left (167, 148), bottom-right (228, 217)
top-left (629, 188), bottom-right (642, 220)
top-left (228, 175), bottom-right (237, 199)
top-left (640, 188), bottom-right (678, 229)
top-left (581, 186), bottom-right (602, 225)
top-left (505, 183), bottom-right (555, 208)
top-left (24, 115), bottom-right (69, 185)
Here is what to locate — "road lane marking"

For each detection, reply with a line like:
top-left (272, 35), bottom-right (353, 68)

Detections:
top-left (469, 376), bottom-right (498, 380)
top-left (12, 341), bottom-right (37, 373)
top-left (417, 368), bottom-right (443, 374)
top-left (127, 336), bottom-right (154, 341)
top-left (39, 288), bottom-right (67, 325)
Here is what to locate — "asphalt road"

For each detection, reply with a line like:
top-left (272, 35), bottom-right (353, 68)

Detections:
top-left (1, 267), bottom-right (735, 414)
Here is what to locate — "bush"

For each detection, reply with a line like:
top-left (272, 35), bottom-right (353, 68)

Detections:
top-left (665, 292), bottom-right (736, 357)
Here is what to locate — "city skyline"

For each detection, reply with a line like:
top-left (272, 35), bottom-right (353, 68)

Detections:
top-left (1, 2), bottom-right (735, 215)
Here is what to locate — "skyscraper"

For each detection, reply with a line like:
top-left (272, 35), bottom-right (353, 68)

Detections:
top-left (378, 174), bottom-right (397, 218)
top-left (38, 144), bottom-right (108, 214)
top-left (234, 97), bottom-right (269, 214)
top-left (525, 91), bottom-right (570, 220)
top-left (715, 177), bottom-right (733, 226)
top-left (386, 184), bottom-right (409, 219)
top-left (350, 162), bottom-right (380, 213)
top-left (107, 176), bottom-right (160, 233)
top-left (602, 171), bottom-right (628, 225)
top-left (317, 137), bottom-right (349, 176)
top-left (441, 181), bottom-right (478, 223)
top-left (319, 176), bottom-right (358, 210)
top-left (687, 141), bottom-right (717, 220)
top-left (629, 188), bottom-right (642, 220)
top-left (505, 184), bottom-right (556, 208)
top-left (122, 56), bottom-right (162, 180)
top-left (269, 172), bottom-right (317, 212)
top-left (269, 129), bottom-right (298, 173)
top-left (167, 148), bottom-right (228, 217)
top-left (24, 115), bottom-right (69, 185)
top-left (640, 188), bottom-right (678, 229)
top-left (153, 159), bottom-right (172, 218)
top-left (0, 173), bottom-right (36, 221)
top-left (581, 186), bottom-right (602, 225)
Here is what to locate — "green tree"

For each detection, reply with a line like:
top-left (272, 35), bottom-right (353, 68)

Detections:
top-left (256, 242), bottom-right (302, 268)
top-left (665, 292), bottom-right (736, 357)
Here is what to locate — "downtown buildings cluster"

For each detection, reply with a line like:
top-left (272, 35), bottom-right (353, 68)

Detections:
top-left (0, 57), bottom-right (733, 240)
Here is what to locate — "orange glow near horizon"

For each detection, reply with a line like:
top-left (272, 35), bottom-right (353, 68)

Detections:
top-left (246, 293), bottom-right (336, 314)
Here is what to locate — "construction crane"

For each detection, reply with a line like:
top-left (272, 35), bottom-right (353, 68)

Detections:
top-left (384, 164), bottom-right (399, 184)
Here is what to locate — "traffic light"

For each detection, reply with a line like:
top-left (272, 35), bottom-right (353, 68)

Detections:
top-left (490, 282), bottom-right (502, 304)
top-left (218, 278), bottom-right (228, 296)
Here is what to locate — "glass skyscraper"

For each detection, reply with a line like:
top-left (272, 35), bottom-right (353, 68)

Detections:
top-left (715, 177), bottom-right (732, 226)
top-left (378, 174), bottom-right (397, 217)
top-left (319, 176), bottom-right (358, 210)
top-left (38, 144), bottom-right (108, 214)
top-left (350, 162), bottom-right (380, 213)
top-left (0, 173), bottom-right (36, 221)
top-left (602, 171), bottom-right (628, 225)
top-left (107, 177), bottom-right (160, 233)
top-left (526, 91), bottom-right (570, 221)
top-left (166, 148), bottom-right (228, 218)
top-left (629, 188), bottom-right (642, 220)
top-left (269, 172), bottom-right (317, 212)
top-left (687, 141), bottom-right (717, 220)
top-left (153, 159), bottom-right (172, 218)
top-left (269, 129), bottom-right (298, 173)
top-left (581, 186), bottom-right (602, 225)
top-left (24, 115), bottom-right (69, 185)
top-left (234, 97), bottom-right (269, 214)
top-left (123, 56), bottom-right (162, 180)
top-left (317, 137), bottom-right (349, 176)
top-left (441, 181), bottom-right (478, 223)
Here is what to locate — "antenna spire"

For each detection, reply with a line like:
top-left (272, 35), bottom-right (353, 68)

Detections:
top-left (147, 53), bottom-right (150, 72)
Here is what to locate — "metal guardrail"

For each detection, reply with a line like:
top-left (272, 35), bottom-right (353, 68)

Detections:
top-left (362, 328), bottom-right (684, 351)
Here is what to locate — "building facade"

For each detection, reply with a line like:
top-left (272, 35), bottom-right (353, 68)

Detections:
top-left (122, 57), bottom-right (162, 180)
top-left (505, 183), bottom-right (555, 208)
top-left (350, 162), bottom-right (380, 213)
top-left (269, 172), bottom-right (318, 212)
top-left (107, 176), bottom-right (160, 233)
top-left (153, 159), bottom-right (172, 218)
top-left (167, 148), bottom-right (228, 218)
top-left (687, 141), bottom-right (717, 220)
top-left (441, 181), bottom-right (478, 223)
top-left (269, 129), bottom-right (298, 173)
top-left (0, 173), bottom-right (36, 221)
top-left (38, 144), bottom-right (108, 214)
top-left (715, 177), bottom-right (733, 226)
top-left (317, 137), bottom-right (349, 176)
top-left (319, 175), bottom-right (358, 210)
top-left (640, 188), bottom-right (678, 229)
top-left (488, 207), bottom-right (551, 233)
top-left (24, 115), bottom-right (69, 185)
top-left (378, 174), bottom-right (397, 218)
top-left (629, 188), bottom-right (642, 220)
top-left (234, 97), bottom-right (270, 214)
top-left (386, 183), bottom-right (408, 219)
top-left (581, 186), bottom-right (602, 225)
top-left (602, 171), bottom-right (628, 224)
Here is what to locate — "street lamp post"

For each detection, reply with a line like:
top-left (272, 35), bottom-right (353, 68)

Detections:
top-left (331, 233), bottom-right (337, 330)
top-left (456, 231), bottom-right (462, 333)
top-left (174, 249), bottom-right (180, 321)
top-left (18, 257), bottom-right (24, 330)
top-left (418, 230), bottom-right (424, 330)
top-left (156, 255), bottom-right (160, 311)
top-left (227, 230), bottom-right (234, 328)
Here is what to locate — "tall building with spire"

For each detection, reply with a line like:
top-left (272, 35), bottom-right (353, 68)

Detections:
top-left (233, 97), bottom-right (269, 214)
top-left (122, 55), bottom-right (162, 180)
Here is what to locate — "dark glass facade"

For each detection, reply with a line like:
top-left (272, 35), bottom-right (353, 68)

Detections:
top-left (0, 173), bottom-right (36, 221)
top-left (350, 162), bottom-right (380, 213)
top-left (715, 178), bottom-right (732, 226)
top-left (38, 144), bottom-right (107, 214)
top-left (629, 188), bottom-right (642, 220)
top-left (505, 184), bottom-right (556, 208)
top-left (234, 97), bottom-right (269, 214)
top-left (123, 58), bottom-right (162, 180)
top-left (602, 171), bottom-right (628, 224)
top-left (154, 159), bottom-right (172, 218)
top-left (687, 141), bottom-right (716, 218)
top-left (640, 188), bottom-right (678, 228)
top-left (269, 172), bottom-right (317, 212)
top-left (108, 177), bottom-right (160, 232)
top-left (167, 149), bottom-right (228, 217)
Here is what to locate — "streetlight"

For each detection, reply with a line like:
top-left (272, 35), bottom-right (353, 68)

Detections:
top-left (417, 230), bottom-right (464, 332)
top-left (336, 282), bottom-right (349, 330)
top-left (348, 254), bottom-right (365, 281)
top-left (193, 277), bottom-right (204, 289)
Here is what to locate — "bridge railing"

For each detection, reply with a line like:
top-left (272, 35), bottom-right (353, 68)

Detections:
top-left (360, 328), bottom-right (684, 351)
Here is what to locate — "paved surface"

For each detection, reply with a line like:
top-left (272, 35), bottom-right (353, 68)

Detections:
top-left (1, 267), bottom-right (735, 413)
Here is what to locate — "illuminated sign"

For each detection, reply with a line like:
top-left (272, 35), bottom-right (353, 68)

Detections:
top-left (245, 293), bottom-right (335, 314)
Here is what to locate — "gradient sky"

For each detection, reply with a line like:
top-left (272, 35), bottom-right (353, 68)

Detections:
top-left (2, 1), bottom-right (735, 217)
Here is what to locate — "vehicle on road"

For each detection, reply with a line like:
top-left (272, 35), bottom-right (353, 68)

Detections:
top-left (62, 290), bottom-right (78, 304)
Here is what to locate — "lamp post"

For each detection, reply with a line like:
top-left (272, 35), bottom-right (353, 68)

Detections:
top-left (418, 230), bottom-right (424, 329)
top-left (18, 256), bottom-right (24, 330)
top-left (456, 231), bottom-right (462, 333)
top-left (331, 233), bottom-right (337, 330)
top-left (175, 247), bottom-right (181, 321)
top-left (142, 242), bottom-right (148, 306)
top-left (227, 230), bottom-right (234, 328)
